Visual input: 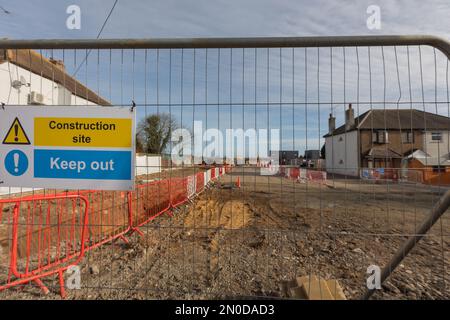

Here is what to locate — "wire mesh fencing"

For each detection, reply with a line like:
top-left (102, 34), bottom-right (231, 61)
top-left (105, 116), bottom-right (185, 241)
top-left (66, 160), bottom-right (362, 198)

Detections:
top-left (0, 36), bottom-right (449, 299)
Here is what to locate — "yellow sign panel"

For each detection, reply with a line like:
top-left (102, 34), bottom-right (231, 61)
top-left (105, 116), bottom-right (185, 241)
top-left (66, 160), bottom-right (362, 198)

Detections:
top-left (34, 117), bottom-right (132, 148)
top-left (2, 117), bottom-right (31, 145)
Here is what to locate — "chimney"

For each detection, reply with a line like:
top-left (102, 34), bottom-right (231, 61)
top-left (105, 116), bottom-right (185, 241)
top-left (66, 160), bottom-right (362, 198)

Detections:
top-left (328, 113), bottom-right (335, 134)
top-left (345, 103), bottom-right (355, 131)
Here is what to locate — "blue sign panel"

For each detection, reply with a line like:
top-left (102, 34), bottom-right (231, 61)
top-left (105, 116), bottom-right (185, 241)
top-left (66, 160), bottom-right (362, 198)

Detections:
top-left (4, 149), bottom-right (28, 176)
top-left (34, 149), bottom-right (132, 180)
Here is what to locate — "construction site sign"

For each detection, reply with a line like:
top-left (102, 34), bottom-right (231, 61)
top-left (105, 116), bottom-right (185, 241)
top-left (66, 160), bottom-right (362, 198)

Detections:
top-left (2, 117), bottom-right (31, 145)
top-left (0, 106), bottom-right (135, 191)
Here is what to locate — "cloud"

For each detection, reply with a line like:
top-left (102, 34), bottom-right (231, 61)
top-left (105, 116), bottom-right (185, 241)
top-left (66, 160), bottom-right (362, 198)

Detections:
top-left (2, 0), bottom-right (450, 153)
top-left (1, 0), bottom-right (450, 39)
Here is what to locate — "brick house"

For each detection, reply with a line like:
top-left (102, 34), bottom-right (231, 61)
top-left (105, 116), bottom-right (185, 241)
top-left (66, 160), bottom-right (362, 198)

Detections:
top-left (324, 104), bottom-right (450, 178)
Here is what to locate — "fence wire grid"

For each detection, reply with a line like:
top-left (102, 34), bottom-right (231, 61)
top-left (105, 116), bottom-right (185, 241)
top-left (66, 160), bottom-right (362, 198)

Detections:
top-left (0, 36), bottom-right (449, 300)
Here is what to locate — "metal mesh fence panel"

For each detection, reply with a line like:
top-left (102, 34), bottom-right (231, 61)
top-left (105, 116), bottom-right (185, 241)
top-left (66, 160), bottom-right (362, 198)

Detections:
top-left (0, 36), bottom-right (449, 299)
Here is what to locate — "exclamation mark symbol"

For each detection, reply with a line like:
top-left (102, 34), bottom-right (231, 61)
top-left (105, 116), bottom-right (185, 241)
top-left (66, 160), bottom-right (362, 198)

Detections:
top-left (13, 152), bottom-right (19, 173)
top-left (14, 123), bottom-right (18, 142)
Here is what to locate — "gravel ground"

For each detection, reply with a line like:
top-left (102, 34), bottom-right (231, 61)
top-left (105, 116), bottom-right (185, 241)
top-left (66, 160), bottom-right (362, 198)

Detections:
top-left (1, 167), bottom-right (449, 300)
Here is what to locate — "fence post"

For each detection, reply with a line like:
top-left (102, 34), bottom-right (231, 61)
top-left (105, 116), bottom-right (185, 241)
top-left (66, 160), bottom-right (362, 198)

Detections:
top-left (361, 188), bottom-right (450, 299)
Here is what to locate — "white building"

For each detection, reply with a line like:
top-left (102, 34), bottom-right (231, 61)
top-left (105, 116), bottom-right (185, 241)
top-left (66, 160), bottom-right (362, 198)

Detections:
top-left (0, 49), bottom-right (110, 195)
top-left (0, 49), bottom-right (110, 106)
top-left (324, 104), bottom-right (450, 177)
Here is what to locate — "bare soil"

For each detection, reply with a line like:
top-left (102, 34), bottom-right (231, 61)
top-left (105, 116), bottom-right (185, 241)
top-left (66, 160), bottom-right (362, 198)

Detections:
top-left (1, 167), bottom-right (449, 300)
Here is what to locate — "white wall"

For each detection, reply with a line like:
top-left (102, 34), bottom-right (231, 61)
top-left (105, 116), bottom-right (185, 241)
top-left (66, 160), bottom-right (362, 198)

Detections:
top-left (0, 62), bottom-right (98, 197)
top-left (325, 130), bottom-right (359, 176)
top-left (0, 187), bottom-right (36, 196)
top-left (422, 130), bottom-right (450, 160)
top-left (135, 155), bottom-right (162, 176)
top-left (0, 62), bottom-right (96, 106)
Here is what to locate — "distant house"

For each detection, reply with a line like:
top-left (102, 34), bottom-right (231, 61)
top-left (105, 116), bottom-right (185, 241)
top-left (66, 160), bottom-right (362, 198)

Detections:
top-left (272, 150), bottom-right (299, 165)
top-left (301, 149), bottom-right (321, 168)
top-left (304, 150), bottom-right (320, 160)
top-left (0, 49), bottom-right (110, 106)
top-left (324, 104), bottom-right (450, 178)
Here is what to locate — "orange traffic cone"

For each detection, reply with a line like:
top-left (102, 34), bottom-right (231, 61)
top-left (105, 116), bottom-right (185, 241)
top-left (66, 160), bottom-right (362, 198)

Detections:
top-left (235, 177), bottom-right (241, 188)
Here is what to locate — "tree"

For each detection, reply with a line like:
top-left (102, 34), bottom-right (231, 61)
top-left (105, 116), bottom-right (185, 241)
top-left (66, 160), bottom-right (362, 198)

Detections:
top-left (137, 113), bottom-right (178, 154)
top-left (320, 143), bottom-right (326, 159)
top-left (135, 135), bottom-right (144, 153)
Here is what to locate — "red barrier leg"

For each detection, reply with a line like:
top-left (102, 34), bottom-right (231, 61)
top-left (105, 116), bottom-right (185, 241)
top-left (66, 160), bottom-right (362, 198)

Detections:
top-left (58, 270), bottom-right (66, 299)
top-left (130, 227), bottom-right (145, 237)
top-left (33, 278), bottom-right (49, 295)
top-left (118, 235), bottom-right (130, 244)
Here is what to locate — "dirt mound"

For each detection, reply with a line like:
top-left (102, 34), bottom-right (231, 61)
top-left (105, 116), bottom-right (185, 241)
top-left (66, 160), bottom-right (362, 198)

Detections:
top-left (184, 199), bottom-right (254, 229)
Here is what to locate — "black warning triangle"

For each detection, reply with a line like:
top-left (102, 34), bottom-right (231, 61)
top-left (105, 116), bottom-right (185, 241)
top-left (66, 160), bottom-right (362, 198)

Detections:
top-left (2, 117), bottom-right (31, 145)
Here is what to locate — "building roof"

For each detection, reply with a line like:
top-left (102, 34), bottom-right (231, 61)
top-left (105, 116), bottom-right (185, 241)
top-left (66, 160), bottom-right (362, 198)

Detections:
top-left (0, 49), bottom-right (110, 106)
top-left (364, 146), bottom-right (403, 159)
top-left (405, 149), bottom-right (430, 158)
top-left (324, 109), bottom-right (450, 137)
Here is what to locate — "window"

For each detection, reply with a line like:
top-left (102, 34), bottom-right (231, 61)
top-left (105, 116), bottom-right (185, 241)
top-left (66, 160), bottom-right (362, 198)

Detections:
top-left (432, 166), bottom-right (445, 173)
top-left (431, 132), bottom-right (442, 142)
top-left (372, 130), bottom-right (389, 144)
top-left (401, 131), bottom-right (414, 143)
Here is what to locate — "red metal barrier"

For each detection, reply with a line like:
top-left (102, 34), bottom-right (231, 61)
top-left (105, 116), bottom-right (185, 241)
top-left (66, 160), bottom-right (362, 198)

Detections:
top-left (305, 169), bottom-right (327, 181)
top-left (65, 190), bottom-right (132, 249)
top-left (0, 167), bottom-right (230, 298)
top-left (196, 172), bottom-right (205, 194)
top-left (187, 175), bottom-right (196, 198)
top-left (290, 168), bottom-right (300, 179)
top-left (130, 179), bottom-right (171, 235)
top-left (278, 166), bottom-right (327, 182)
top-left (0, 194), bottom-right (89, 298)
top-left (170, 177), bottom-right (189, 208)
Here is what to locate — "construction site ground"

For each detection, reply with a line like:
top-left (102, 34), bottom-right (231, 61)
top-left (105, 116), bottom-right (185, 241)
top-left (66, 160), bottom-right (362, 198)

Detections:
top-left (1, 167), bottom-right (449, 300)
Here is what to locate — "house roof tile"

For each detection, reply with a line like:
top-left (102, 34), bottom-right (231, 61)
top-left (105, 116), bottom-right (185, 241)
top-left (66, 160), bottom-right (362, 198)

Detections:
top-left (0, 49), bottom-right (110, 106)
top-left (324, 109), bottom-right (450, 137)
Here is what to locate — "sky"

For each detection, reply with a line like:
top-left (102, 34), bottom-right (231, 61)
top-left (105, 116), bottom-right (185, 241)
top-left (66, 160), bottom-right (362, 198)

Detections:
top-left (1, 0), bottom-right (450, 157)
top-left (1, 0), bottom-right (450, 39)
